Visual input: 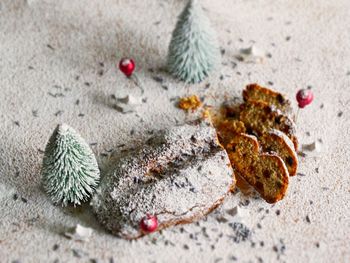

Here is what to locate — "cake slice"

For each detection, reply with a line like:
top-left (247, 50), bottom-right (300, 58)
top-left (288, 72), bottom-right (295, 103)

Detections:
top-left (243, 83), bottom-right (293, 116)
top-left (225, 133), bottom-right (289, 203)
top-left (215, 119), bottom-right (297, 176)
top-left (260, 129), bottom-right (298, 176)
top-left (215, 119), bottom-right (246, 145)
top-left (239, 101), bottom-right (298, 150)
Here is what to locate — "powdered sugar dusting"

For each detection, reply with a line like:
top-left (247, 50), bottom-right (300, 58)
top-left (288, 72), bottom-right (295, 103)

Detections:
top-left (91, 123), bottom-right (234, 239)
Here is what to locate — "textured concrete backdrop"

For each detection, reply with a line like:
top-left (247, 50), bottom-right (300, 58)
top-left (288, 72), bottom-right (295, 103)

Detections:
top-left (0, 0), bottom-right (349, 262)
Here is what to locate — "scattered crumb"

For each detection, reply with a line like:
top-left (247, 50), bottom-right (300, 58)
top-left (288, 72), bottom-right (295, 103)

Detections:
top-left (178, 95), bottom-right (202, 111)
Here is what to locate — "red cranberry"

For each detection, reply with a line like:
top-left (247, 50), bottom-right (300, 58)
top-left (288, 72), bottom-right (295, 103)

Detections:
top-left (119, 58), bottom-right (135, 77)
top-left (140, 214), bottom-right (158, 233)
top-left (296, 89), bottom-right (313, 108)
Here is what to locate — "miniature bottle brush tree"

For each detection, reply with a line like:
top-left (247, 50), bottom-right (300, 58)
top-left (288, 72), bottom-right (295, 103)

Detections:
top-left (41, 124), bottom-right (100, 206)
top-left (167, 0), bottom-right (220, 84)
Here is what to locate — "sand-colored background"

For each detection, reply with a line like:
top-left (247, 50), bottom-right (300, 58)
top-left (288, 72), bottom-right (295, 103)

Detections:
top-left (0, 0), bottom-right (349, 262)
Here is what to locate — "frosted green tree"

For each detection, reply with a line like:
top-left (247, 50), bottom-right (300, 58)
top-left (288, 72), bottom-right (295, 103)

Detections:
top-left (42, 124), bottom-right (100, 206)
top-left (167, 0), bottom-right (220, 83)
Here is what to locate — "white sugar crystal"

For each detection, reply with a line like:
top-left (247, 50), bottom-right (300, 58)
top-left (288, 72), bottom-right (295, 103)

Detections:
top-left (226, 206), bottom-right (250, 222)
top-left (115, 95), bottom-right (143, 113)
top-left (65, 224), bottom-right (93, 242)
top-left (117, 95), bottom-right (142, 105)
top-left (0, 183), bottom-right (15, 201)
top-left (237, 45), bottom-right (265, 63)
top-left (302, 141), bottom-right (322, 152)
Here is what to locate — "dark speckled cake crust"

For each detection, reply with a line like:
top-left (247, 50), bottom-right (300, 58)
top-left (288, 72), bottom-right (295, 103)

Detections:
top-left (91, 123), bottom-right (235, 239)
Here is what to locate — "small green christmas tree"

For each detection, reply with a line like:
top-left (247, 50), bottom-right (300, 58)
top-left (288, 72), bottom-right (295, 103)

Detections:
top-left (167, 0), bottom-right (220, 83)
top-left (42, 124), bottom-right (100, 206)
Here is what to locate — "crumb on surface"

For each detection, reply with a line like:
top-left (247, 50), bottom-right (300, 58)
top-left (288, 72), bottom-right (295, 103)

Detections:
top-left (178, 95), bottom-right (202, 111)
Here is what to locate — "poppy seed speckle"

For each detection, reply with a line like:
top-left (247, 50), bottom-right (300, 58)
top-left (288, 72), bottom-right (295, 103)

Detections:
top-left (306, 215), bottom-right (311, 223)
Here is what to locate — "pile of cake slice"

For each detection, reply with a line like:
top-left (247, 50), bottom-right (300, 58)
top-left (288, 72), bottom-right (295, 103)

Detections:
top-left (213, 84), bottom-right (298, 203)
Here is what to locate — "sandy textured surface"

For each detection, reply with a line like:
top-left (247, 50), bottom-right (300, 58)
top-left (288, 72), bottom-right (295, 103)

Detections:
top-left (0, 0), bottom-right (350, 262)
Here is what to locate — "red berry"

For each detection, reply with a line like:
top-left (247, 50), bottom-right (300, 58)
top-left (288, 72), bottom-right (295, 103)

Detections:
top-left (140, 214), bottom-right (158, 233)
top-left (296, 89), bottom-right (313, 108)
top-left (119, 58), bottom-right (135, 77)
